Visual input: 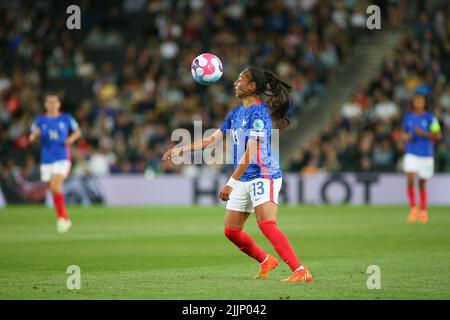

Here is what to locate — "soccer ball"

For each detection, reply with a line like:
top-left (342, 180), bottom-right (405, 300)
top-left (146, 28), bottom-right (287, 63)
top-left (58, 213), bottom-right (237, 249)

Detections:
top-left (191, 53), bottom-right (223, 85)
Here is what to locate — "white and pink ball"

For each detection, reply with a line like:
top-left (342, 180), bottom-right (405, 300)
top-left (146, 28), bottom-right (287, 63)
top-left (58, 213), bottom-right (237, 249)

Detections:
top-left (191, 53), bottom-right (223, 85)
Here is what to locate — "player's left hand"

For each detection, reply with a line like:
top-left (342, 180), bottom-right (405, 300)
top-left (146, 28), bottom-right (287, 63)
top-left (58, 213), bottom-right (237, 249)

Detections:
top-left (414, 127), bottom-right (427, 137)
top-left (219, 185), bottom-right (233, 201)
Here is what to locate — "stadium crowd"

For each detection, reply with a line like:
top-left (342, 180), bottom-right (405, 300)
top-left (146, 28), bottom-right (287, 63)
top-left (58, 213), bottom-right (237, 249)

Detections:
top-left (289, 5), bottom-right (450, 174)
top-left (0, 0), bottom-right (372, 179)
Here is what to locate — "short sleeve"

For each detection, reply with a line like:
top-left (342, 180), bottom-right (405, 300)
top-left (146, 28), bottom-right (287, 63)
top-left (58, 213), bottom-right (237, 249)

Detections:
top-left (430, 116), bottom-right (441, 133)
top-left (67, 114), bottom-right (79, 132)
top-left (219, 108), bottom-right (235, 133)
top-left (248, 107), bottom-right (270, 140)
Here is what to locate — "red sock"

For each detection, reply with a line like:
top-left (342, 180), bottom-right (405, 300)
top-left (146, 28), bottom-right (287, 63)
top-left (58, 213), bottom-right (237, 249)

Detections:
top-left (407, 186), bottom-right (416, 208)
top-left (52, 192), bottom-right (69, 220)
top-left (224, 228), bottom-right (267, 263)
top-left (419, 189), bottom-right (427, 210)
top-left (258, 220), bottom-right (301, 272)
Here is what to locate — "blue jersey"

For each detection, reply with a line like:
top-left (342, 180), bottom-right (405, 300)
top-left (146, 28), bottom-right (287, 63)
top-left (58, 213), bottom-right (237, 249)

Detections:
top-left (31, 113), bottom-right (79, 164)
top-left (219, 102), bottom-right (282, 182)
top-left (402, 111), bottom-right (440, 157)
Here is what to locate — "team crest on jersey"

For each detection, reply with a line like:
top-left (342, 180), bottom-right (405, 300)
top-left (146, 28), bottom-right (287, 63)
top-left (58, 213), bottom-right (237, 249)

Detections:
top-left (252, 119), bottom-right (264, 131)
top-left (242, 119), bottom-right (247, 126)
top-left (59, 122), bottom-right (65, 129)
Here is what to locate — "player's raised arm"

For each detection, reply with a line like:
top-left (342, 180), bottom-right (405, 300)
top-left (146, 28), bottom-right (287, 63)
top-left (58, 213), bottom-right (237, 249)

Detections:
top-left (162, 128), bottom-right (223, 160)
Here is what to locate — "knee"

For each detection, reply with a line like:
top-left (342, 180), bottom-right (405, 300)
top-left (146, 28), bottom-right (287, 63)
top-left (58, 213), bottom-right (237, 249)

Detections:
top-left (48, 183), bottom-right (60, 194)
top-left (49, 185), bottom-right (57, 194)
top-left (419, 180), bottom-right (426, 190)
top-left (257, 219), bottom-right (276, 231)
top-left (406, 174), bottom-right (415, 186)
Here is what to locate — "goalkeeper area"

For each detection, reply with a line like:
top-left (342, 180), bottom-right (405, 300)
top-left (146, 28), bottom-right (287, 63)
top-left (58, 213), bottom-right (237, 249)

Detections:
top-left (1, 205), bottom-right (449, 300)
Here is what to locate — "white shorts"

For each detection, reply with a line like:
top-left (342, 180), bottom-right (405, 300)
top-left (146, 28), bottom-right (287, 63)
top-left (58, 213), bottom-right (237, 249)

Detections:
top-left (40, 160), bottom-right (71, 182)
top-left (226, 178), bottom-right (282, 213)
top-left (403, 154), bottom-right (434, 179)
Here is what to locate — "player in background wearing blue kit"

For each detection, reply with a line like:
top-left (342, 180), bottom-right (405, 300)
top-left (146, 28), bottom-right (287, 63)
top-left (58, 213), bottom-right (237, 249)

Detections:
top-left (163, 68), bottom-right (312, 282)
top-left (29, 94), bottom-right (81, 233)
top-left (402, 88), bottom-right (442, 224)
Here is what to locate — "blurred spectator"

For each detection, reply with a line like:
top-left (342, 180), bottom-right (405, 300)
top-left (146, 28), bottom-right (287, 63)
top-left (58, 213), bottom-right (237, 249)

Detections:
top-left (387, 0), bottom-right (405, 28)
top-left (373, 94), bottom-right (399, 121)
top-left (88, 147), bottom-right (117, 177)
top-left (371, 139), bottom-right (395, 171)
top-left (341, 95), bottom-right (363, 120)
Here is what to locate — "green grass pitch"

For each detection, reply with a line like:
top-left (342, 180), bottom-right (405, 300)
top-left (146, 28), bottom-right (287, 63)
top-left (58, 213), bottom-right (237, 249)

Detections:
top-left (0, 205), bottom-right (449, 299)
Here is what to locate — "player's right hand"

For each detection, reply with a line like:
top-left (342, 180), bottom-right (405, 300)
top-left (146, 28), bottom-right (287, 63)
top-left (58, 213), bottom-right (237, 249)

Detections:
top-left (219, 185), bottom-right (233, 201)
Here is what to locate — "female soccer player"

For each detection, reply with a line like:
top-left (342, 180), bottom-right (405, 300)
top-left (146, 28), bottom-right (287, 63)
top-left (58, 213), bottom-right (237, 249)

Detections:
top-left (29, 94), bottom-right (81, 233)
top-left (163, 68), bottom-right (312, 282)
top-left (402, 89), bottom-right (441, 224)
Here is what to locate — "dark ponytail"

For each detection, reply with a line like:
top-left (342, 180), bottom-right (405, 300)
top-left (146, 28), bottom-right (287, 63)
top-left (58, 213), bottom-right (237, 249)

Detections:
top-left (247, 67), bottom-right (292, 130)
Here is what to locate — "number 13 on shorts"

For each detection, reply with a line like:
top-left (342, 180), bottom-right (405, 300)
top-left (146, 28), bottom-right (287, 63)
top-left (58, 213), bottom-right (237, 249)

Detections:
top-left (252, 181), bottom-right (264, 197)
top-left (248, 178), bottom-right (282, 207)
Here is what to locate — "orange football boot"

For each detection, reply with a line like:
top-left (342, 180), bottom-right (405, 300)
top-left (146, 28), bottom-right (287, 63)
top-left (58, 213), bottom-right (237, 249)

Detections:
top-left (419, 210), bottom-right (428, 224)
top-left (254, 255), bottom-right (279, 280)
top-left (408, 207), bottom-right (419, 224)
top-left (281, 266), bottom-right (313, 283)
